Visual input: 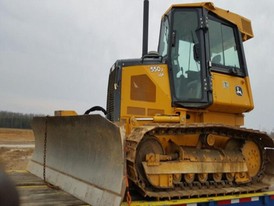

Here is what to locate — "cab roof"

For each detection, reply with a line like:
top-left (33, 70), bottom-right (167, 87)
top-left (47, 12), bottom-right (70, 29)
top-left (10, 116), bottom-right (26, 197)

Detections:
top-left (164, 2), bottom-right (253, 41)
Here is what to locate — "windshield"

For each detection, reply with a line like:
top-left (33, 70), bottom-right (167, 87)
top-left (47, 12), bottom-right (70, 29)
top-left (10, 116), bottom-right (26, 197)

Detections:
top-left (171, 9), bottom-right (202, 101)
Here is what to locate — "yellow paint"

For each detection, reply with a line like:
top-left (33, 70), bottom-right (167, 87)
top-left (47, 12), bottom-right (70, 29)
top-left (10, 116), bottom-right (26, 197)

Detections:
top-left (54, 110), bottom-right (78, 116)
top-left (209, 72), bottom-right (254, 114)
top-left (153, 116), bottom-right (180, 123)
top-left (158, 134), bottom-right (200, 150)
top-left (202, 112), bottom-right (244, 127)
top-left (120, 64), bottom-right (172, 120)
top-left (120, 65), bottom-right (252, 131)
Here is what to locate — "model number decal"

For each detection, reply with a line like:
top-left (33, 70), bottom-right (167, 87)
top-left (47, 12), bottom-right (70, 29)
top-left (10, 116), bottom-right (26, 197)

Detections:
top-left (150, 66), bottom-right (164, 77)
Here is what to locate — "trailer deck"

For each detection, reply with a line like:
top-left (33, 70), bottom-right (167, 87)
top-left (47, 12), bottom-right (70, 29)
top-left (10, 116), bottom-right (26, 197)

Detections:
top-left (9, 170), bottom-right (88, 206)
top-left (9, 170), bottom-right (274, 206)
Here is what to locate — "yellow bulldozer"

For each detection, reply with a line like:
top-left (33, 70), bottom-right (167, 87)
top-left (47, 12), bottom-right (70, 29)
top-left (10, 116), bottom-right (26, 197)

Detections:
top-left (28, 1), bottom-right (274, 205)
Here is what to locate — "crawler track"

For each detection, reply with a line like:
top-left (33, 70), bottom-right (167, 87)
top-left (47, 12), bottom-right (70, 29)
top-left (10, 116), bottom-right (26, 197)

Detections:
top-left (126, 124), bottom-right (273, 199)
top-left (143, 182), bottom-right (269, 199)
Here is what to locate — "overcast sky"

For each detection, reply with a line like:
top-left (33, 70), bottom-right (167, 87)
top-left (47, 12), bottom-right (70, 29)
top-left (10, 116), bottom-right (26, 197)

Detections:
top-left (0, 0), bottom-right (273, 132)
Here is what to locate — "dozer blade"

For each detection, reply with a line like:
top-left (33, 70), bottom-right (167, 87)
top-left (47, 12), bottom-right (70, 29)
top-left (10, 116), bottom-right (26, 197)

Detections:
top-left (28, 115), bottom-right (126, 206)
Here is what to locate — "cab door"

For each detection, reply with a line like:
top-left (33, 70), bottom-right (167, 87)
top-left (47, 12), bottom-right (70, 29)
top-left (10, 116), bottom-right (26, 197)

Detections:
top-left (206, 14), bottom-right (254, 113)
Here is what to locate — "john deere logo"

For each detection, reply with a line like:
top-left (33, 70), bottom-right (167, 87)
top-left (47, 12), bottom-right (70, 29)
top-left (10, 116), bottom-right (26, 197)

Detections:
top-left (235, 86), bottom-right (243, 96)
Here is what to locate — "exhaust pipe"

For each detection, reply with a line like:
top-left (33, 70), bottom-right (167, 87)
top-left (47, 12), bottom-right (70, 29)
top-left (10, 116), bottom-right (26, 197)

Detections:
top-left (142, 0), bottom-right (149, 57)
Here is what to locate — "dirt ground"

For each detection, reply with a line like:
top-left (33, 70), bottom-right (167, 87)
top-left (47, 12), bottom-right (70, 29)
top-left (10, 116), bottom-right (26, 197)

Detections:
top-left (0, 128), bottom-right (34, 171)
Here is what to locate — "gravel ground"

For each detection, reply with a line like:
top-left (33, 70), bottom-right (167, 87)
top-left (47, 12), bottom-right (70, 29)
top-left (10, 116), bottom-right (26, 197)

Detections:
top-left (0, 128), bottom-right (34, 170)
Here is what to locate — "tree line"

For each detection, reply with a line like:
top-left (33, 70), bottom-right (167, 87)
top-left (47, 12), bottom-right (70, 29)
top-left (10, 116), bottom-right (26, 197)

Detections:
top-left (0, 111), bottom-right (40, 129)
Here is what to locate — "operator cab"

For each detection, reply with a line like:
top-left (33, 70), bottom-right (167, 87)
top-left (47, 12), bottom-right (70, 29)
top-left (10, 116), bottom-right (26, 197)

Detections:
top-left (158, 3), bottom-right (250, 109)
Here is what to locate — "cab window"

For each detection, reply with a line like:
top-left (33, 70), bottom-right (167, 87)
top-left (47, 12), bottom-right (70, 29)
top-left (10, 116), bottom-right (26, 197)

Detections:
top-left (208, 17), bottom-right (243, 75)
